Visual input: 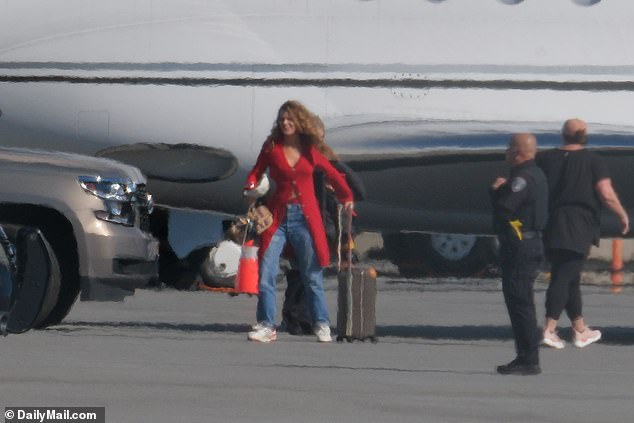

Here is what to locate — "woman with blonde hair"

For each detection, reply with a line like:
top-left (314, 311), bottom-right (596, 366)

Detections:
top-left (244, 100), bottom-right (354, 343)
top-left (281, 112), bottom-right (366, 335)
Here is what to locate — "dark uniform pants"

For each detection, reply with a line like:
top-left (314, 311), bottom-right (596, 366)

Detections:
top-left (498, 236), bottom-right (543, 365)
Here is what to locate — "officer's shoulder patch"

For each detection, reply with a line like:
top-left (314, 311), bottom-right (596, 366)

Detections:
top-left (511, 177), bottom-right (527, 192)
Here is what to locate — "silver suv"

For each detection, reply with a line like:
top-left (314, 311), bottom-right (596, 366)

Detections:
top-left (0, 147), bottom-right (158, 328)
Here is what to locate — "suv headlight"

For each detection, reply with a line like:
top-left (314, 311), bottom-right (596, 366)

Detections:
top-left (78, 176), bottom-right (136, 201)
top-left (79, 176), bottom-right (142, 226)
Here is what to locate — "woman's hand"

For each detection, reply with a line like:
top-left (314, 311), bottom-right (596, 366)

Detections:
top-left (242, 181), bottom-right (255, 196)
top-left (491, 177), bottom-right (507, 191)
top-left (343, 201), bottom-right (357, 218)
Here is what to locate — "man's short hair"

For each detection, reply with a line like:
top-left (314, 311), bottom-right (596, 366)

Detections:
top-left (563, 129), bottom-right (587, 145)
top-left (562, 119), bottom-right (588, 145)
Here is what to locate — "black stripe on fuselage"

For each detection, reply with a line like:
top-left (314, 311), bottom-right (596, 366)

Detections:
top-left (1, 75), bottom-right (634, 91)
top-left (2, 62), bottom-right (633, 90)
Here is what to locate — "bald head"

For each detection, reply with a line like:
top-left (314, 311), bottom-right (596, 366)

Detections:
top-left (508, 133), bottom-right (537, 162)
top-left (562, 118), bottom-right (588, 145)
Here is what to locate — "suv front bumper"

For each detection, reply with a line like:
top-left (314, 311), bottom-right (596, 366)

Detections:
top-left (78, 222), bottom-right (159, 301)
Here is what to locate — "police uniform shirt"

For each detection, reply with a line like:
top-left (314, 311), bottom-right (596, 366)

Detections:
top-left (491, 159), bottom-right (548, 236)
top-left (536, 149), bottom-right (610, 254)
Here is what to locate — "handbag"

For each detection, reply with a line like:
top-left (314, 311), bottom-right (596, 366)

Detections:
top-left (248, 204), bottom-right (273, 235)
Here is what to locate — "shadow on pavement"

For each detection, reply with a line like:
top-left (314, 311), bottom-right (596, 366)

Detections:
top-left (378, 325), bottom-right (634, 346)
top-left (50, 321), bottom-right (634, 345)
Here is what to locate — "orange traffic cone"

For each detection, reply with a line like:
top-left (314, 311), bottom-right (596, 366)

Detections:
top-left (235, 240), bottom-right (259, 295)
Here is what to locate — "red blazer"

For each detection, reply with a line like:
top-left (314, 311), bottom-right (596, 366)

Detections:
top-left (246, 139), bottom-right (354, 267)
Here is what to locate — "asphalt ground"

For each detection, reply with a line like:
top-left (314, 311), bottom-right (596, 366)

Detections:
top-left (2, 271), bottom-right (634, 423)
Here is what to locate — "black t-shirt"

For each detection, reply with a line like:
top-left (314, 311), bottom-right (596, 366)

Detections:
top-left (536, 148), bottom-right (610, 254)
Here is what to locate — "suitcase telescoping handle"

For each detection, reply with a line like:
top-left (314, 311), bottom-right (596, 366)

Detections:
top-left (337, 204), bottom-right (355, 338)
top-left (336, 204), bottom-right (354, 273)
top-left (345, 206), bottom-right (353, 269)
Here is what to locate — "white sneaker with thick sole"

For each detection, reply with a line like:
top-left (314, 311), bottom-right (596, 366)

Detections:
top-left (314, 324), bottom-right (332, 343)
top-left (573, 327), bottom-right (601, 348)
top-left (542, 330), bottom-right (565, 349)
top-left (248, 326), bottom-right (277, 343)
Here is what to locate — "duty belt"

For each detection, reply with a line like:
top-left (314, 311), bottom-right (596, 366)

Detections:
top-left (521, 231), bottom-right (542, 240)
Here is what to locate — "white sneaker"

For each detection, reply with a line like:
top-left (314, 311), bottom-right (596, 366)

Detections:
top-left (573, 327), bottom-right (601, 348)
top-left (314, 324), bottom-right (332, 343)
top-left (248, 326), bottom-right (277, 343)
top-left (251, 322), bottom-right (265, 331)
top-left (542, 330), bottom-right (565, 349)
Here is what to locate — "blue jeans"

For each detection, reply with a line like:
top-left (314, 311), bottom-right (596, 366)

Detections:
top-left (256, 204), bottom-right (330, 328)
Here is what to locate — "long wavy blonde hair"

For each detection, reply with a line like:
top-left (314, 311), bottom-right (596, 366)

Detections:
top-left (311, 113), bottom-right (338, 160)
top-left (266, 100), bottom-right (338, 160)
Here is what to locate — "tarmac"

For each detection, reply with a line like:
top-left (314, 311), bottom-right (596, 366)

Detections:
top-left (2, 268), bottom-right (634, 423)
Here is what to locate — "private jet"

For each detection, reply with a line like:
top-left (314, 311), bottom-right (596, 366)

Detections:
top-left (1, 0), bottom-right (633, 281)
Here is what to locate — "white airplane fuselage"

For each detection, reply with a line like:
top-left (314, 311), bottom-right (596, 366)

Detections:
top-left (1, 0), bottom-right (634, 237)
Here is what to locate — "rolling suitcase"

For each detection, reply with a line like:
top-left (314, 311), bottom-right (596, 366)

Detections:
top-left (336, 208), bottom-right (377, 342)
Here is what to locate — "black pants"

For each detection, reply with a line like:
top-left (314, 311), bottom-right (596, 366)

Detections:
top-left (282, 269), bottom-right (313, 335)
top-left (499, 236), bottom-right (543, 365)
top-left (545, 248), bottom-right (585, 321)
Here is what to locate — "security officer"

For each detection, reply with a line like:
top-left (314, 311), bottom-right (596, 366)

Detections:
top-left (490, 133), bottom-right (548, 375)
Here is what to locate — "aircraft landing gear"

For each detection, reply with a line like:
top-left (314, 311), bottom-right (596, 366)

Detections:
top-left (383, 232), bottom-right (498, 277)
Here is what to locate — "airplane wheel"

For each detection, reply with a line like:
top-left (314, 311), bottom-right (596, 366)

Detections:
top-left (382, 232), bottom-right (432, 277)
top-left (157, 245), bottom-right (199, 290)
top-left (426, 234), bottom-right (498, 276)
top-left (383, 232), bottom-right (497, 277)
top-left (199, 243), bottom-right (239, 289)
